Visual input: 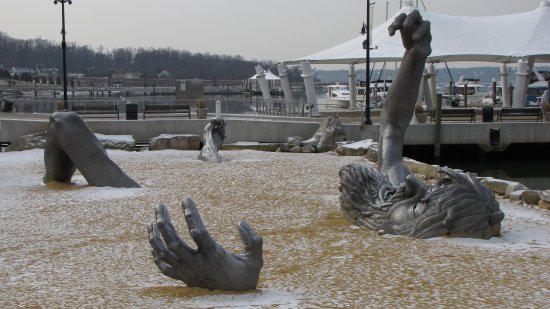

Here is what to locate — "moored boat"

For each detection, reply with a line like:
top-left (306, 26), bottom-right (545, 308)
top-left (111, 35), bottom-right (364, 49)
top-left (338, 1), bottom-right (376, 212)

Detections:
top-left (326, 80), bottom-right (391, 109)
top-left (444, 77), bottom-right (491, 107)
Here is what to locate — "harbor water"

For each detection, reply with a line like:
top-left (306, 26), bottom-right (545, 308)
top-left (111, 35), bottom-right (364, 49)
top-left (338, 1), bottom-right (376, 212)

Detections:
top-left (405, 144), bottom-right (550, 190)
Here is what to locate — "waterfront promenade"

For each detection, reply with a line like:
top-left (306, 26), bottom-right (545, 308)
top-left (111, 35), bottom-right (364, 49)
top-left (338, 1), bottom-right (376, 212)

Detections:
top-left (2, 109), bottom-right (550, 152)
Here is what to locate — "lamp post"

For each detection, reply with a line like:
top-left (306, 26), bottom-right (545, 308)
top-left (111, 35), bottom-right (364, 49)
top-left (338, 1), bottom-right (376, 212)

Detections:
top-left (361, 0), bottom-right (374, 125)
top-left (54, 0), bottom-right (72, 110)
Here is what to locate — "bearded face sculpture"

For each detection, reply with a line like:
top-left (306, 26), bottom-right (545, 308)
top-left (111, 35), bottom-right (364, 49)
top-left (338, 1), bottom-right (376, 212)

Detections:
top-left (339, 164), bottom-right (504, 239)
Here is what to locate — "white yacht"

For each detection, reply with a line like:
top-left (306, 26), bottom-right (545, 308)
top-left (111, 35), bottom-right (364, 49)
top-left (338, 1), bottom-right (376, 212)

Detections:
top-left (444, 77), bottom-right (491, 107)
top-left (326, 80), bottom-right (391, 109)
top-left (326, 84), bottom-right (352, 108)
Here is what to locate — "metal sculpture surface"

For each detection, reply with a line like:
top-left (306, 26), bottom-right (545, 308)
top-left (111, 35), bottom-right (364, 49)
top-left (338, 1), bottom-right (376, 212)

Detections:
top-left (339, 165), bottom-right (504, 239)
top-left (198, 119), bottom-right (225, 163)
top-left (147, 198), bottom-right (263, 291)
top-left (339, 10), bottom-right (504, 239)
top-left (43, 112), bottom-right (140, 188)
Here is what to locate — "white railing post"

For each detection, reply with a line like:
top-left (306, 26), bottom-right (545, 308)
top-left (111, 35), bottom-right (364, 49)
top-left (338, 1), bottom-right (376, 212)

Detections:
top-left (215, 100), bottom-right (222, 119)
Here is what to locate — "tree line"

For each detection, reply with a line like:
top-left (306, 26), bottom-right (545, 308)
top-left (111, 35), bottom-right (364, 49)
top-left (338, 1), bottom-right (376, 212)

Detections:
top-left (0, 31), bottom-right (303, 81)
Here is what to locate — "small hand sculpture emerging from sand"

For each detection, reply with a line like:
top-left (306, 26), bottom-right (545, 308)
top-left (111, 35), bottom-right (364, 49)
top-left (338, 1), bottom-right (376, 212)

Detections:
top-left (147, 197), bottom-right (263, 291)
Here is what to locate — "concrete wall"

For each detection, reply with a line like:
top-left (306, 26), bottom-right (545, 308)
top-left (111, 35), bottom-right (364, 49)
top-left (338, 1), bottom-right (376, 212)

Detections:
top-left (85, 119), bottom-right (332, 144)
top-left (0, 117), bottom-right (342, 144)
top-left (2, 117), bottom-right (550, 149)
top-left (0, 119), bottom-right (49, 142)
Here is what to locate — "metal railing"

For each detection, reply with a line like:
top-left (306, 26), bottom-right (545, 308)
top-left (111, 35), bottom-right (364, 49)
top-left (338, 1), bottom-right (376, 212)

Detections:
top-left (5, 95), bottom-right (321, 118)
top-left (3, 94), bottom-right (371, 121)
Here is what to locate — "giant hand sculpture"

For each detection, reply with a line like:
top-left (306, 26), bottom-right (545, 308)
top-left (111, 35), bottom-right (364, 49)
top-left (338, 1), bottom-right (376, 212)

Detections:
top-left (339, 10), bottom-right (504, 239)
top-left (43, 112), bottom-right (139, 188)
top-left (147, 197), bottom-right (263, 291)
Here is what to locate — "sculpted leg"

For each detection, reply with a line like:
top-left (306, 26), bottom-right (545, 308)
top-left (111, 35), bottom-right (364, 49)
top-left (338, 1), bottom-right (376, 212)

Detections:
top-left (43, 112), bottom-right (140, 188)
top-left (43, 133), bottom-right (76, 183)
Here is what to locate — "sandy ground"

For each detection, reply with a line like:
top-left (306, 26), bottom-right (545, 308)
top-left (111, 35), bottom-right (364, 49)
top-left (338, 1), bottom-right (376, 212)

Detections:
top-left (1, 149), bottom-right (549, 308)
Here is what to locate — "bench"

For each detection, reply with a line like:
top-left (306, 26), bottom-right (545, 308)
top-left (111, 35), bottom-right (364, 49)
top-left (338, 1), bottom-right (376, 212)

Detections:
top-left (429, 108), bottom-right (476, 122)
top-left (497, 107), bottom-right (542, 122)
top-left (71, 103), bottom-right (119, 119)
top-left (143, 103), bottom-right (191, 119)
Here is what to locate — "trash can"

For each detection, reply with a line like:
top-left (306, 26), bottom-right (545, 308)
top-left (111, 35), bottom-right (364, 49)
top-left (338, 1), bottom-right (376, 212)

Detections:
top-left (126, 103), bottom-right (138, 120)
top-left (3, 100), bottom-right (13, 112)
top-left (482, 106), bottom-right (494, 122)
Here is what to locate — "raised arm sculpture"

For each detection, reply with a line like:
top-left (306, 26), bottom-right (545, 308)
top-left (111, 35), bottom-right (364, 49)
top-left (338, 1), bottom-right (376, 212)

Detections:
top-left (378, 10), bottom-right (432, 185)
top-left (43, 112), bottom-right (140, 188)
top-left (339, 10), bottom-right (504, 239)
top-left (198, 118), bottom-right (225, 163)
top-left (147, 197), bottom-right (263, 291)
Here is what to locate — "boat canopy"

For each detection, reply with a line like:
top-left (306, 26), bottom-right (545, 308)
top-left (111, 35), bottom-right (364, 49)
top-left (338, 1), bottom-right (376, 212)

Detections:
top-left (288, 0), bottom-right (550, 65)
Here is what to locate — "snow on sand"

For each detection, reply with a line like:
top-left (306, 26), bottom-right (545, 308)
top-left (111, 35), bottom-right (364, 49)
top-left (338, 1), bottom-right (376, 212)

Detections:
top-left (1, 149), bottom-right (549, 308)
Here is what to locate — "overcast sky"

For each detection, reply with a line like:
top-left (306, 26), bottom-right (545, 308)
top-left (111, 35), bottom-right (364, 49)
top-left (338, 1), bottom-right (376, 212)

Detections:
top-left (1, 0), bottom-right (544, 63)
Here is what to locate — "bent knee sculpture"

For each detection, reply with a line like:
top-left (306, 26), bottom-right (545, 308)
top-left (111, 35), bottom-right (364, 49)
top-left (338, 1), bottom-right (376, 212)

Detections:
top-left (147, 197), bottom-right (263, 291)
top-left (43, 112), bottom-right (140, 188)
top-left (338, 10), bottom-right (504, 239)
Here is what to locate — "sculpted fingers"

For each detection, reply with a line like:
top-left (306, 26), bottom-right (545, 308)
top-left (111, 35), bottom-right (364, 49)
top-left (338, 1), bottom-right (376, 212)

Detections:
top-left (393, 10), bottom-right (431, 58)
top-left (182, 197), bottom-right (219, 254)
top-left (147, 223), bottom-right (180, 266)
top-left (403, 9), bottom-right (423, 30)
top-left (238, 221), bottom-right (263, 254)
top-left (153, 258), bottom-right (179, 280)
top-left (392, 10), bottom-right (423, 50)
top-left (413, 20), bottom-right (431, 43)
top-left (154, 204), bottom-right (196, 260)
top-left (149, 200), bottom-right (263, 290)
top-left (388, 13), bottom-right (407, 36)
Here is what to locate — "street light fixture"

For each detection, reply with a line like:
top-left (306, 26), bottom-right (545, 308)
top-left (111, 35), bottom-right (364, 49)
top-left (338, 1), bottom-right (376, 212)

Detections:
top-left (54, 0), bottom-right (72, 110)
top-left (361, 1), bottom-right (374, 125)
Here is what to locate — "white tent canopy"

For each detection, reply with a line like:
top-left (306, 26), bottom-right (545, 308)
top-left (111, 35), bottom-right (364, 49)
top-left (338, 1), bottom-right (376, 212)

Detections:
top-left (249, 70), bottom-right (281, 80)
top-left (248, 69), bottom-right (281, 92)
top-left (290, 0), bottom-right (550, 65)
